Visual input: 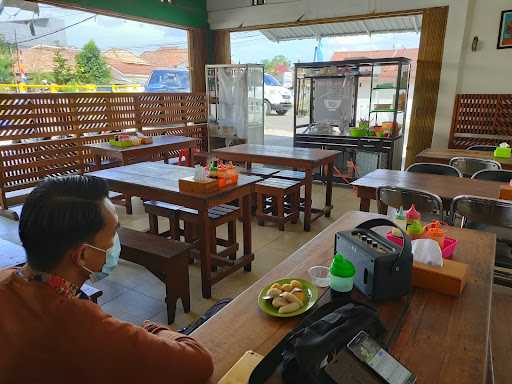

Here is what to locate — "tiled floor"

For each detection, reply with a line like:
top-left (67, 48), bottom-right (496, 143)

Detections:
top-left (105, 182), bottom-right (364, 329)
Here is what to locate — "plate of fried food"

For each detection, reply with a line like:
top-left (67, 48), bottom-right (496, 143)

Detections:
top-left (258, 278), bottom-right (319, 317)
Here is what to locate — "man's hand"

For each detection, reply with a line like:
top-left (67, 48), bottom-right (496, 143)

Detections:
top-left (143, 320), bottom-right (169, 334)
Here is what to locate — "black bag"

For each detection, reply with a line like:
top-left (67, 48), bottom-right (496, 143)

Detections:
top-left (249, 300), bottom-right (385, 384)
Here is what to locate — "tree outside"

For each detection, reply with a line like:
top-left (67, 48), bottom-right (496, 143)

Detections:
top-left (75, 40), bottom-right (111, 84)
top-left (52, 51), bottom-right (74, 85)
top-left (0, 38), bottom-right (14, 83)
top-left (262, 55), bottom-right (290, 75)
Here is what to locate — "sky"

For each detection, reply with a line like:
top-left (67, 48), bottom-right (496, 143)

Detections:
top-left (231, 31), bottom-right (420, 64)
top-left (0, 2), bottom-right (187, 53)
top-left (1, 2), bottom-right (420, 62)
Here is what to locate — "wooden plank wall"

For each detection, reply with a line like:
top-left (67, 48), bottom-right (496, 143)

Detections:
top-left (0, 92), bottom-right (208, 208)
top-left (448, 94), bottom-right (512, 148)
top-left (404, 6), bottom-right (449, 166)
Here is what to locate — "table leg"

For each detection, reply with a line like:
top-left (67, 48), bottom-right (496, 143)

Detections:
top-left (360, 198), bottom-right (371, 212)
top-left (187, 147), bottom-right (192, 167)
top-left (93, 155), bottom-right (102, 171)
top-left (198, 203), bottom-right (212, 299)
top-left (304, 169), bottom-right (313, 232)
top-left (325, 161), bottom-right (334, 218)
top-left (242, 194), bottom-right (252, 272)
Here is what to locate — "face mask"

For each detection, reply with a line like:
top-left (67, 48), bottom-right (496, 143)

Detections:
top-left (82, 233), bottom-right (121, 282)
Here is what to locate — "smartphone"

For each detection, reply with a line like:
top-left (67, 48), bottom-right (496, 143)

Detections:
top-left (347, 331), bottom-right (416, 384)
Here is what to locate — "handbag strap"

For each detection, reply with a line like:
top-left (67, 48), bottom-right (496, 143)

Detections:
top-left (355, 218), bottom-right (412, 274)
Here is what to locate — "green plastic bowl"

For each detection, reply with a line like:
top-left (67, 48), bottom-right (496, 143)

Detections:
top-left (258, 278), bottom-right (319, 318)
top-left (350, 128), bottom-right (367, 137)
top-left (494, 147), bottom-right (511, 158)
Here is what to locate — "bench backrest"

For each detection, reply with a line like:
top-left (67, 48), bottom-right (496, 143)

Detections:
top-left (0, 92), bottom-right (207, 209)
top-left (449, 94), bottom-right (512, 149)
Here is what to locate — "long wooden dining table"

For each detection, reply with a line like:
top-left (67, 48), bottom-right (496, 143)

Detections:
top-left (192, 211), bottom-right (495, 383)
top-left (416, 148), bottom-right (512, 170)
top-left (213, 144), bottom-right (340, 231)
top-left (87, 162), bottom-right (261, 298)
top-left (351, 169), bottom-right (504, 213)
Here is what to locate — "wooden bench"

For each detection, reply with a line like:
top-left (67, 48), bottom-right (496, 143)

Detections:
top-left (118, 227), bottom-right (192, 324)
top-left (0, 92), bottom-right (209, 218)
top-left (255, 177), bottom-right (301, 231)
top-left (241, 166), bottom-right (280, 178)
top-left (0, 238), bottom-right (102, 303)
top-left (143, 201), bottom-right (240, 269)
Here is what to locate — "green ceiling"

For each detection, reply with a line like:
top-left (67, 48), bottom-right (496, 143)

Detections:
top-left (48, 0), bottom-right (208, 29)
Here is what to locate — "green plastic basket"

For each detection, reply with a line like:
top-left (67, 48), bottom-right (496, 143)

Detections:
top-left (109, 140), bottom-right (133, 148)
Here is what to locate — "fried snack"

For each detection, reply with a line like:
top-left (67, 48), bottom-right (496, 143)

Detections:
top-left (266, 287), bottom-right (282, 298)
top-left (290, 280), bottom-right (303, 289)
top-left (272, 297), bottom-right (288, 308)
top-left (281, 283), bottom-right (293, 292)
top-left (291, 288), bottom-right (306, 303)
top-left (271, 283), bottom-right (282, 290)
top-left (280, 292), bottom-right (302, 306)
top-left (278, 302), bottom-right (301, 314)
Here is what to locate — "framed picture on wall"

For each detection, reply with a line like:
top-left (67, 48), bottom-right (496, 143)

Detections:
top-left (497, 10), bottom-right (512, 49)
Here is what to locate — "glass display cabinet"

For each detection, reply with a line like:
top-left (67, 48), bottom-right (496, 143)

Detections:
top-left (293, 58), bottom-right (411, 183)
top-left (206, 64), bottom-right (264, 150)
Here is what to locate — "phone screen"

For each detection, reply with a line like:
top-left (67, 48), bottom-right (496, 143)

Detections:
top-left (347, 331), bottom-right (415, 384)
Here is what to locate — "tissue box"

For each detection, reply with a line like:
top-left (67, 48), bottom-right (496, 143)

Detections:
top-left (412, 259), bottom-right (468, 297)
top-left (494, 147), bottom-right (511, 158)
top-left (179, 176), bottom-right (218, 194)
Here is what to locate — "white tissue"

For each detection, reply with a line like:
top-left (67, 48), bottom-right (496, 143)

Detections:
top-left (412, 239), bottom-right (443, 267)
top-left (499, 142), bottom-right (510, 148)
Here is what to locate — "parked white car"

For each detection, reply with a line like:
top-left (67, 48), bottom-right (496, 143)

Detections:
top-left (264, 73), bottom-right (292, 116)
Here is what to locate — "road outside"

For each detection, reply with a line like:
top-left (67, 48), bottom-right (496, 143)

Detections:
top-left (264, 111), bottom-right (294, 147)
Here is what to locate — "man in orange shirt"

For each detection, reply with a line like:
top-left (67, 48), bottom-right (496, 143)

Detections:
top-left (0, 176), bottom-right (213, 384)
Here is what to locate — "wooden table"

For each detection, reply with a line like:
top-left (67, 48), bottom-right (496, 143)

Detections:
top-left (213, 144), bottom-right (340, 231)
top-left (87, 162), bottom-right (261, 298)
top-left (192, 211), bottom-right (494, 384)
top-left (86, 135), bottom-right (199, 214)
top-left (86, 135), bottom-right (198, 169)
top-left (416, 148), bottom-right (512, 170)
top-left (351, 169), bottom-right (503, 213)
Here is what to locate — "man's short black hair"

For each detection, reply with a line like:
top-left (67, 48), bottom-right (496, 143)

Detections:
top-left (19, 175), bottom-right (109, 272)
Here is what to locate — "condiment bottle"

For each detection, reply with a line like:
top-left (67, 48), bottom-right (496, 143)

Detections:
top-left (391, 206), bottom-right (407, 237)
top-left (329, 253), bottom-right (356, 293)
top-left (425, 226), bottom-right (445, 248)
top-left (405, 204), bottom-right (424, 239)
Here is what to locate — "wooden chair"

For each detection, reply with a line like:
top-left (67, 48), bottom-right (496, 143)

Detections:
top-left (255, 177), bottom-right (301, 231)
top-left (143, 201), bottom-right (240, 270)
top-left (118, 227), bottom-right (192, 324)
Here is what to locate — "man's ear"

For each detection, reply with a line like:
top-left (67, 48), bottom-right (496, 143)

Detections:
top-left (70, 244), bottom-right (88, 267)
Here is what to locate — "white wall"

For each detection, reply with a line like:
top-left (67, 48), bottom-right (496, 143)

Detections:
top-left (431, 0), bottom-right (512, 147)
top-left (209, 0), bottom-right (512, 148)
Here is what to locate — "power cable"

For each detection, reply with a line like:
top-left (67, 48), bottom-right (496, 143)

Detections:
top-left (15, 14), bottom-right (96, 44)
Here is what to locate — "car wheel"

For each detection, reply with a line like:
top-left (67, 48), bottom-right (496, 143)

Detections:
top-left (276, 110), bottom-right (288, 116)
top-left (264, 100), bottom-right (272, 116)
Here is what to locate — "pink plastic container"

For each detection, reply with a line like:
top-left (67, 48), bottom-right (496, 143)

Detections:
top-left (385, 232), bottom-right (458, 259)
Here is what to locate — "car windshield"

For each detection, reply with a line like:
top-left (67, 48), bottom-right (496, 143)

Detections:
top-left (149, 70), bottom-right (190, 89)
top-left (264, 74), bottom-right (281, 87)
